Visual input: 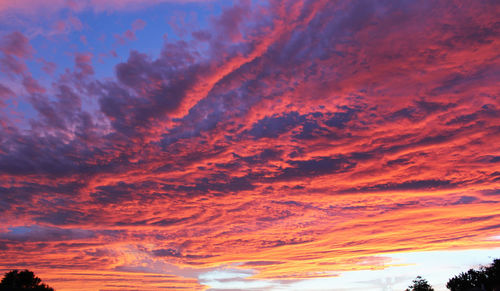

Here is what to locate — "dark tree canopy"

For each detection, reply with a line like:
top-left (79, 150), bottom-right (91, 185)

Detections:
top-left (446, 259), bottom-right (500, 291)
top-left (406, 276), bottom-right (435, 291)
top-left (0, 270), bottom-right (54, 291)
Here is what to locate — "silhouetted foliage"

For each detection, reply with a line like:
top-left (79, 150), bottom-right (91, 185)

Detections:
top-left (406, 276), bottom-right (435, 291)
top-left (446, 259), bottom-right (500, 291)
top-left (0, 270), bottom-right (54, 291)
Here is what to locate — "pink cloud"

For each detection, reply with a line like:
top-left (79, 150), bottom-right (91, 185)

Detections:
top-left (0, 0), bottom-right (212, 14)
top-left (79, 35), bottom-right (88, 45)
top-left (0, 55), bottom-right (28, 76)
top-left (74, 52), bottom-right (94, 78)
top-left (115, 19), bottom-right (147, 44)
top-left (131, 19), bottom-right (146, 31)
top-left (87, 0), bottom-right (211, 12)
top-left (0, 83), bottom-right (14, 106)
top-left (0, 31), bottom-right (33, 58)
top-left (0, 0), bottom-right (67, 14)
top-left (22, 75), bottom-right (45, 94)
top-left (39, 58), bottom-right (57, 75)
top-left (0, 31), bottom-right (33, 76)
top-left (52, 15), bottom-right (84, 34)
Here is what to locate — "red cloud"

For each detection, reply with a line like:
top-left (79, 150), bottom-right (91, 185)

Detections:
top-left (0, 0), bottom-right (499, 290)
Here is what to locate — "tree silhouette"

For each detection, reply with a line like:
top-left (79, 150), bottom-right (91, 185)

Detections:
top-left (0, 269), bottom-right (54, 291)
top-left (406, 276), bottom-right (435, 291)
top-left (484, 259), bottom-right (500, 289)
top-left (446, 259), bottom-right (500, 291)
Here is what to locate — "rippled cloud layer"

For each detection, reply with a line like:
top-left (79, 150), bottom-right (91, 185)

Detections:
top-left (0, 0), bottom-right (499, 290)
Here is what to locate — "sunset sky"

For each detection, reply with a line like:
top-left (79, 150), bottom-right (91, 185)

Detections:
top-left (0, 0), bottom-right (499, 290)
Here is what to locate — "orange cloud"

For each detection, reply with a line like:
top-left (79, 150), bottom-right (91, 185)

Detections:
top-left (0, 0), bottom-right (499, 289)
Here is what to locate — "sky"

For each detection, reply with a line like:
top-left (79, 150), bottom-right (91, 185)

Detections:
top-left (0, 0), bottom-right (499, 290)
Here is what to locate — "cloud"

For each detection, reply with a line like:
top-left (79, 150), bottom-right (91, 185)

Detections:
top-left (22, 75), bottom-right (45, 94)
top-left (0, 0), bottom-right (499, 290)
top-left (0, 31), bottom-right (33, 76)
top-left (39, 58), bottom-right (57, 75)
top-left (0, 55), bottom-right (28, 76)
top-left (0, 225), bottom-right (94, 242)
top-left (0, 0), bottom-right (212, 14)
top-left (340, 179), bottom-right (456, 194)
top-left (74, 52), bottom-right (94, 78)
top-left (114, 19), bottom-right (147, 44)
top-left (0, 31), bottom-right (33, 58)
top-left (273, 156), bottom-right (356, 181)
top-left (52, 15), bottom-right (83, 34)
top-left (0, 83), bottom-right (14, 105)
top-left (248, 111), bottom-right (306, 139)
